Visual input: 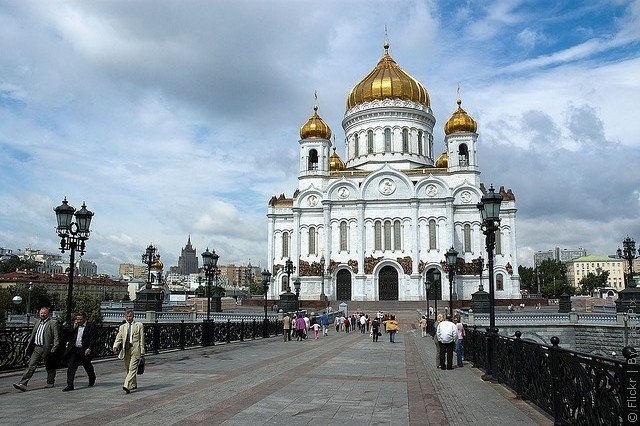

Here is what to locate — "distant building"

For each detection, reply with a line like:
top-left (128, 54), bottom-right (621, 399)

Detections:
top-left (177, 236), bottom-right (198, 275)
top-left (534, 247), bottom-right (587, 267)
top-left (566, 255), bottom-right (625, 289)
top-left (119, 263), bottom-right (147, 279)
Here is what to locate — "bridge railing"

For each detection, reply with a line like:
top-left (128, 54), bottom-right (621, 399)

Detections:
top-left (464, 325), bottom-right (638, 424)
top-left (0, 318), bottom-right (282, 372)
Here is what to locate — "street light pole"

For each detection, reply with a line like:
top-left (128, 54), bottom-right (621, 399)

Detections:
top-left (425, 279), bottom-right (431, 318)
top-left (477, 185), bottom-right (503, 382)
top-left (319, 255), bottom-right (326, 302)
top-left (201, 248), bottom-right (220, 321)
top-left (472, 257), bottom-right (484, 291)
top-left (284, 258), bottom-right (293, 292)
top-left (293, 277), bottom-right (301, 312)
top-left (54, 198), bottom-right (93, 325)
top-left (261, 269), bottom-right (271, 337)
top-left (445, 247), bottom-right (458, 315)
top-left (618, 236), bottom-right (639, 288)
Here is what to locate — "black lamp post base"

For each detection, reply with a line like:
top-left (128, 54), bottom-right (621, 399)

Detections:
top-left (471, 290), bottom-right (489, 313)
top-left (134, 288), bottom-right (163, 312)
top-left (279, 292), bottom-right (297, 313)
top-left (212, 296), bottom-right (222, 312)
top-left (616, 287), bottom-right (640, 313)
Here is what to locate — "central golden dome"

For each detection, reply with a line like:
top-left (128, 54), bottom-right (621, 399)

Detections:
top-left (346, 42), bottom-right (430, 110)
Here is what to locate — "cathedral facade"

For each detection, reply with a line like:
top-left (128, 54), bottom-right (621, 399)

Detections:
top-left (267, 43), bottom-right (520, 302)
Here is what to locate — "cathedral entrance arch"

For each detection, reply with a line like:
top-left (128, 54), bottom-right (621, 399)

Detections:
top-left (336, 269), bottom-right (352, 301)
top-left (378, 265), bottom-right (399, 300)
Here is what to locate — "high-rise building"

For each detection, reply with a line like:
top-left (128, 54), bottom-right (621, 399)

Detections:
top-left (534, 247), bottom-right (587, 267)
top-left (266, 42), bottom-right (520, 302)
top-left (119, 263), bottom-right (147, 279)
top-left (177, 236), bottom-right (198, 275)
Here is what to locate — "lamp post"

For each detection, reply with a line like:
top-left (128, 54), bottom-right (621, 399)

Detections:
top-left (294, 277), bottom-right (301, 312)
top-left (261, 269), bottom-right (271, 337)
top-left (618, 236), bottom-right (639, 288)
top-left (477, 184), bottom-right (503, 382)
top-left (26, 282), bottom-right (33, 325)
top-left (201, 248), bottom-right (220, 321)
top-left (425, 279), bottom-right (431, 318)
top-left (319, 255), bottom-right (327, 302)
top-left (445, 246), bottom-right (458, 315)
top-left (472, 257), bottom-right (484, 291)
top-left (54, 198), bottom-right (93, 325)
top-left (142, 244), bottom-right (158, 290)
top-left (284, 258), bottom-right (294, 292)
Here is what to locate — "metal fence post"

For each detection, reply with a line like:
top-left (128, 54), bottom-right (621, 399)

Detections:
top-left (179, 320), bottom-right (185, 350)
top-left (240, 319), bottom-right (245, 341)
top-left (153, 320), bottom-right (160, 354)
top-left (549, 336), bottom-right (563, 422)
top-left (226, 319), bottom-right (231, 344)
top-left (514, 330), bottom-right (524, 399)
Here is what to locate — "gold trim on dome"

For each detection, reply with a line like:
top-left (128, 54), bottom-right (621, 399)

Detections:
top-left (300, 103), bottom-right (332, 140)
top-left (444, 99), bottom-right (477, 135)
top-left (346, 42), bottom-right (430, 110)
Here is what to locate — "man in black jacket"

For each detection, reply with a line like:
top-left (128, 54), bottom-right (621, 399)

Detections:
top-left (62, 312), bottom-right (96, 391)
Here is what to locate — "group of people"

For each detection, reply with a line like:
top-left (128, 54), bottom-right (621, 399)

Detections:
top-left (13, 307), bottom-right (145, 395)
top-left (282, 311), bottom-right (330, 341)
top-left (434, 313), bottom-right (465, 370)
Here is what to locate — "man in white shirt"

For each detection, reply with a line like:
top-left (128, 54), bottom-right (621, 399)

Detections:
top-left (436, 315), bottom-right (457, 370)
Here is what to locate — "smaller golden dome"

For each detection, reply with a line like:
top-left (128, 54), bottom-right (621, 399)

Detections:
top-left (444, 99), bottom-right (477, 135)
top-left (329, 148), bottom-right (345, 171)
top-left (300, 105), bottom-right (332, 140)
top-left (435, 151), bottom-right (448, 168)
top-left (151, 259), bottom-right (164, 270)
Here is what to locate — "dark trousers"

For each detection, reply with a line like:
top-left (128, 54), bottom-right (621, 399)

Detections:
top-left (66, 348), bottom-right (96, 387)
top-left (283, 329), bottom-right (291, 341)
top-left (372, 328), bottom-right (379, 342)
top-left (439, 341), bottom-right (455, 370)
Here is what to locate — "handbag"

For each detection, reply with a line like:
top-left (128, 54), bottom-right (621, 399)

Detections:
top-left (137, 357), bottom-right (145, 375)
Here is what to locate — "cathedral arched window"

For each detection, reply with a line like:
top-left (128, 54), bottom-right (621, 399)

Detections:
top-left (496, 273), bottom-right (504, 291)
top-left (308, 149), bottom-right (319, 170)
top-left (418, 131), bottom-right (423, 155)
top-left (496, 227), bottom-right (502, 255)
top-left (367, 130), bottom-right (374, 154)
top-left (429, 219), bottom-right (436, 250)
top-left (463, 224), bottom-right (471, 253)
top-left (374, 221), bottom-right (382, 251)
top-left (354, 133), bottom-right (359, 157)
top-left (308, 227), bottom-right (316, 255)
top-left (282, 232), bottom-right (290, 258)
top-left (458, 144), bottom-right (469, 166)
top-left (384, 128), bottom-right (392, 152)
top-left (384, 220), bottom-right (392, 251)
top-left (339, 221), bottom-right (348, 251)
top-left (402, 129), bottom-right (409, 153)
top-left (393, 220), bottom-right (402, 251)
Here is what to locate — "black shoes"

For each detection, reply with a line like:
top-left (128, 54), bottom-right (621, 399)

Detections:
top-left (123, 386), bottom-right (130, 394)
top-left (62, 386), bottom-right (74, 392)
top-left (88, 377), bottom-right (96, 387)
top-left (13, 383), bottom-right (27, 392)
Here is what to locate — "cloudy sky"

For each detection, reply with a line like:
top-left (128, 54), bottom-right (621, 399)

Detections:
top-left (1, 1), bottom-right (639, 276)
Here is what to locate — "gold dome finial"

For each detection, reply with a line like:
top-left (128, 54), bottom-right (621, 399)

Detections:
top-left (346, 41), bottom-right (430, 110)
top-left (444, 88), bottom-right (477, 135)
top-left (329, 147), bottom-right (345, 171)
top-left (300, 93), bottom-right (332, 140)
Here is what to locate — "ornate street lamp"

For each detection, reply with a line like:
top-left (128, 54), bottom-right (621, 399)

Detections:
top-left (293, 277), bottom-right (301, 312)
top-left (54, 198), bottom-right (93, 325)
top-left (445, 246), bottom-right (458, 315)
top-left (319, 255), bottom-right (327, 301)
top-left (261, 269), bottom-right (271, 337)
top-left (477, 184), bottom-right (503, 382)
top-left (472, 256), bottom-right (484, 291)
top-left (284, 258), bottom-right (294, 292)
top-left (201, 248), bottom-right (220, 321)
top-left (618, 236), bottom-right (639, 288)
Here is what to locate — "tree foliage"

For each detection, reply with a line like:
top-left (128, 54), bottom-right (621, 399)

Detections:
top-left (538, 259), bottom-right (573, 298)
top-left (60, 291), bottom-right (103, 325)
top-left (0, 256), bottom-right (39, 274)
top-left (518, 265), bottom-right (537, 294)
top-left (578, 271), bottom-right (610, 296)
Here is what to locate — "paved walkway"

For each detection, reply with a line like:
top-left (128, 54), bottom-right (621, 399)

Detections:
top-left (0, 311), bottom-right (552, 425)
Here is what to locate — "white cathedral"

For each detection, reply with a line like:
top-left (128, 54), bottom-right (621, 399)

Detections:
top-left (267, 43), bottom-right (520, 303)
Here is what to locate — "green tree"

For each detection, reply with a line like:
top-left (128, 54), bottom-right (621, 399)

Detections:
top-left (578, 271), bottom-right (610, 295)
top-left (0, 256), bottom-right (39, 273)
top-left (518, 265), bottom-right (537, 294)
top-left (538, 259), bottom-right (572, 298)
top-left (0, 287), bottom-right (15, 326)
top-left (61, 291), bottom-right (103, 325)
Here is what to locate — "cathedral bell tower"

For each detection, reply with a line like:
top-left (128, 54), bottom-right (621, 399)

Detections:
top-left (298, 100), bottom-right (332, 189)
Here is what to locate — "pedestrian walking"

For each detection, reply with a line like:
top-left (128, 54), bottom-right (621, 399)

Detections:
top-left (383, 315), bottom-right (399, 343)
top-left (436, 314), bottom-right (457, 370)
top-left (283, 312), bottom-right (292, 342)
top-left (112, 309), bottom-right (145, 394)
top-left (321, 311), bottom-right (329, 336)
top-left (62, 312), bottom-right (96, 391)
top-left (13, 307), bottom-right (60, 392)
top-left (454, 315), bottom-right (465, 367)
top-left (371, 318), bottom-right (380, 342)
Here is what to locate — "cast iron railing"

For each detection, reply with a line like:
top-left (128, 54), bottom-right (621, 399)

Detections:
top-left (464, 325), bottom-right (638, 424)
top-left (0, 318), bottom-right (281, 372)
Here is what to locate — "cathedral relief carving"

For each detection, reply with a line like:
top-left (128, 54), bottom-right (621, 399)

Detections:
top-left (379, 178), bottom-right (396, 195)
top-left (425, 184), bottom-right (438, 197)
top-left (307, 195), bottom-right (318, 207)
top-left (338, 187), bottom-right (350, 199)
top-left (298, 259), bottom-right (323, 276)
top-left (397, 256), bottom-right (412, 275)
top-left (506, 262), bottom-right (513, 275)
top-left (364, 255), bottom-right (383, 274)
top-left (327, 259), bottom-right (358, 274)
top-left (460, 190), bottom-right (472, 203)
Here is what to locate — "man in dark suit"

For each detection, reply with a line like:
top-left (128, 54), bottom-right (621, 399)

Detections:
top-left (62, 312), bottom-right (96, 391)
top-left (13, 306), bottom-right (60, 392)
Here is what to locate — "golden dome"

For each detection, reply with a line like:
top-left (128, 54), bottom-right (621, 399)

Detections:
top-left (300, 104), bottom-right (332, 140)
top-left (151, 259), bottom-right (164, 270)
top-left (444, 99), bottom-right (477, 135)
top-left (435, 151), bottom-right (448, 168)
top-left (329, 148), bottom-right (345, 171)
top-left (346, 42), bottom-right (430, 110)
